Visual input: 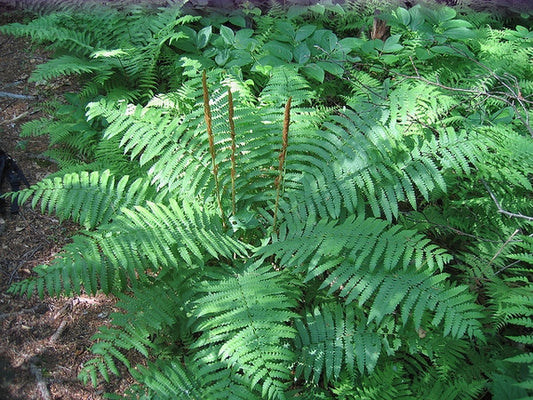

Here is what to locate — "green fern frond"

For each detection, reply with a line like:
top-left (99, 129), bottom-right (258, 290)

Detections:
top-left (30, 55), bottom-right (101, 82)
top-left (80, 278), bottom-right (193, 387)
top-left (12, 170), bottom-right (152, 229)
top-left (260, 214), bottom-right (484, 340)
top-left (259, 66), bottom-right (315, 107)
top-left (262, 213), bottom-right (450, 277)
top-left (130, 358), bottom-right (203, 399)
top-left (294, 303), bottom-right (383, 382)
top-left (8, 199), bottom-right (250, 298)
top-left (192, 261), bottom-right (299, 399)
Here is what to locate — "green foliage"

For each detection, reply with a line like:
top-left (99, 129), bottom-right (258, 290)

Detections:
top-left (2, 2), bottom-right (532, 399)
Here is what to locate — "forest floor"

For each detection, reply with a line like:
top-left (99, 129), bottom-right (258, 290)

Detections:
top-left (0, 6), bottom-right (133, 400)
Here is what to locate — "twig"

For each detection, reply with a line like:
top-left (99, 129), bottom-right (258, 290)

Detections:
top-left (0, 110), bottom-right (30, 125)
top-left (0, 91), bottom-right (36, 100)
top-left (49, 320), bottom-right (68, 344)
top-left (481, 180), bottom-right (533, 222)
top-left (403, 214), bottom-right (511, 244)
top-left (488, 229), bottom-right (520, 267)
top-left (8, 243), bottom-right (44, 285)
top-left (0, 305), bottom-right (43, 320)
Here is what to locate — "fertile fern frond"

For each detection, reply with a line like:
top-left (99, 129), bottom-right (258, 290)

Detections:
top-left (192, 261), bottom-right (299, 399)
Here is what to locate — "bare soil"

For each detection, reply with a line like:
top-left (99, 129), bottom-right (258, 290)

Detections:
top-left (0, 7), bottom-right (133, 400)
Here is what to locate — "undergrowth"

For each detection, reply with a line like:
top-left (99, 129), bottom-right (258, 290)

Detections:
top-left (1, 1), bottom-right (532, 399)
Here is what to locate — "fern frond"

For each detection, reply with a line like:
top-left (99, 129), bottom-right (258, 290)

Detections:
top-left (259, 66), bottom-right (315, 107)
top-left (294, 303), bottom-right (383, 382)
top-left (131, 358), bottom-right (202, 399)
top-left (260, 213), bottom-right (484, 340)
top-left (80, 277), bottom-right (193, 387)
top-left (12, 170), bottom-right (152, 229)
top-left (8, 199), bottom-right (250, 297)
top-left (30, 55), bottom-right (101, 82)
top-left (192, 261), bottom-right (299, 399)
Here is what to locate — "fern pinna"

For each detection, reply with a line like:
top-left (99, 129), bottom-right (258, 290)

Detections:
top-left (3, 3), bottom-right (532, 399)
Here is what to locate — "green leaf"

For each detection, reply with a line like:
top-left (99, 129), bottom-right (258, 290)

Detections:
top-left (295, 25), bottom-right (316, 42)
top-left (294, 43), bottom-right (311, 64)
top-left (395, 7), bottom-right (411, 26)
top-left (440, 19), bottom-right (472, 29)
top-left (382, 35), bottom-right (403, 53)
top-left (442, 27), bottom-right (476, 40)
top-left (197, 25), bottom-right (212, 49)
top-left (339, 37), bottom-right (363, 52)
top-left (317, 60), bottom-right (344, 77)
top-left (219, 25), bottom-right (234, 45)
top-left (309, 4), bottom-right (325, 15)
top-left (229, 15), bottom-right (246, 28)
top-left (263, 41), bottom-right (293, 62)
top-left (302, 63), bottom-right (325, 82)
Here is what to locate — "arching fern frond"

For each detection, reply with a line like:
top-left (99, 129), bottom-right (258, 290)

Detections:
top-left (8, 199), bottom-right (250, 297)
top-left (11, 170), bottom-right (153, 229)
top-left (294, 303), bottom-right (383, 383)
top-left (192, 261), bottom-right (300, 400)
top-left (259, 66), bottom-right (315, 107)
top-left (259, 213), bottom-right (484, 340)
top-left (80, 276), bottom-right (195, 387)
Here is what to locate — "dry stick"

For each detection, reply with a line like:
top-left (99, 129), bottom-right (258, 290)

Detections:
top-left (273, 97), bottom-right (292, 232)
top-left (488, 229), bottom-right (521, 268)
top-left (202, 71), bottom-right (226, 227)
top-left (228, 88), bottom-right (236, 217)
top-left (49, 320), bottom-right (68, 344)
top-left (0, 91), bottom-right (36, 100)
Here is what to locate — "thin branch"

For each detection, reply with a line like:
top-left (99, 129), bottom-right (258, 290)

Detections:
top-left (0, 91), bottom-right (36, 100)
top-left (403, 214), bottom-right (509, 244)
top-left (488, 229), bottom-right (520, 267)
top-left (481, 180), bottom-right (533, 222)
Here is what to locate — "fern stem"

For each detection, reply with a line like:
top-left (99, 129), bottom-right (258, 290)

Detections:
top-left (273, 96), bottom-right (291, 232)
top-left (228, 87), bottom-right (236, 217)
top-left (202, 70), bottom-right (226, 227)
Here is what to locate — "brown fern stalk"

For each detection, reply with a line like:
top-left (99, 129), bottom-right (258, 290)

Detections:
top-left (202, 70), bottom-right (226, 227)
top-left (273, 96), bottom-right (292, 232)
top-left (228, 87), bottom-right (236, 217)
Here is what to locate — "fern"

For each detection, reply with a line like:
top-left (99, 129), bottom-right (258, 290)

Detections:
top-left (294, 303), bottom-right (384, 382)
top-left (192, 261), bottom-right (299, 399)
top-left (4, 3), bottom-right (533, 399)
top-left (11, 170), bottom-right (152, 229)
